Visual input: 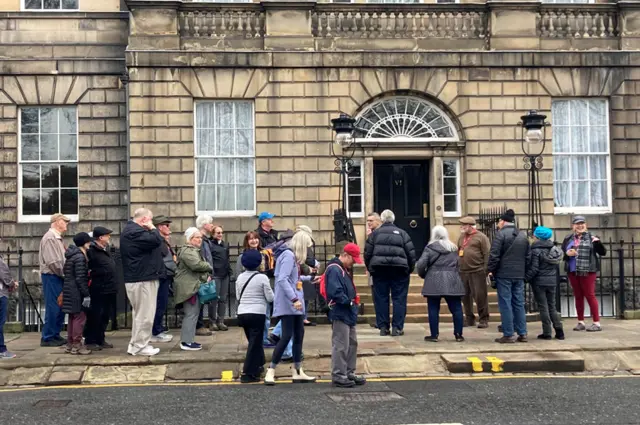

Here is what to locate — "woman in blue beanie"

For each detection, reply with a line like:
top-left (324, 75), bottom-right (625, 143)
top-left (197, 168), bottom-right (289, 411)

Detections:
top-left (525, 226), bottom-right (565, 340)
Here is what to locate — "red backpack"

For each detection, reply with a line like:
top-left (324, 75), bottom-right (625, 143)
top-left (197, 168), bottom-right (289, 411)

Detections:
top-left (319, 263), bottom-right (360, 305)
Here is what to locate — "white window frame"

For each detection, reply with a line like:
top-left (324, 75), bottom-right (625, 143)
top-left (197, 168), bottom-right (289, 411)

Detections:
top-left (17, 106), bottom-right (80, 223)
top-left (345, 159), bottom-right (364, 218)
top-left (442, 158), bottom-right (461, 218)
top-left (194, 100), bottom-right (256, 218)
top-left (542, 0), bottom-right (594, 3)
top-left (21, 0), bottom-right (79, 11)
top-left (552, 98), bottom-right (612, 215)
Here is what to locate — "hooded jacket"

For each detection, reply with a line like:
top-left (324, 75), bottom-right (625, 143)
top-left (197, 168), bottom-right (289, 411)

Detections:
top-left (62, 245), bottom-right (90, 314)
top-left (416, 242), bottom-right (465, 297)
top-left (87, 242), bottom-right (118, 295)
top-left (525, 240), bottom-right (563, 287)
top-left (364, 222), bottom-right (416, 276)
top-left (271, 242), bottom-right (304, 318)
top-left (325, 258), bottom-right (358, 326)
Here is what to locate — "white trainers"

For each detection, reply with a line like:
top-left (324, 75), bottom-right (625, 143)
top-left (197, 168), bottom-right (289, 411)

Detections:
top-left (292, 367), bottom-right (316, 383)
top-left (264, 368), bottom-right (276, 386)
top-left (150, 333), bottom-right (174, 343)
top-left (133, 345), bottom-right (160, 356)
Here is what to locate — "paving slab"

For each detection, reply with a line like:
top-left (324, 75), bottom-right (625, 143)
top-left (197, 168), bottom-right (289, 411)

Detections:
top-left (83, 365), bottom-right (167, 384)
top-left (365, 354), bottom-right (446, 374)
top-left (301, 357), bottom-right (367, 375)
top-left (165, 362), bottom-right (241, 380)
top-left (614, 350), bottom-right (640, 370)
top-left (55, 355), bottom-right (150, 367)
top-left (0, 369), bottom-right (11, 386)
top-left (582, 351), bottom-right (624, 371)
top-left (442, 352), bottom-right (585, 374)
top-left (8, 367), bottom-right (52, 386)
top-left (47, 366), bottom-right (87, 385)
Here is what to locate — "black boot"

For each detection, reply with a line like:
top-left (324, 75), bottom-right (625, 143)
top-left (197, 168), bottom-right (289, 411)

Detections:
top-left (555, 327), bottom-right (565, 340)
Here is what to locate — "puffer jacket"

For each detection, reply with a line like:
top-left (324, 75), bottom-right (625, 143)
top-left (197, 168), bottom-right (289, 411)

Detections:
top-left (525, 240), bottom-right (563, 287)
top-left (364, 223), bottom-right (416, 276)
top-left (173, 245), bottom-right (213, 305)
top-left (87, 242), bottom-right (118, 295)
top-left (62, 245), bottom-right (90, 314)
top-left (417, 242), bottom-right (465, 297)
top-left (487, 224), bottom-right (531, 280)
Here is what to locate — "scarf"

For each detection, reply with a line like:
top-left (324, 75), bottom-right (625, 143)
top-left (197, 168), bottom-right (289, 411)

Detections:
top-left (575, 232), bottom-right (592, 275)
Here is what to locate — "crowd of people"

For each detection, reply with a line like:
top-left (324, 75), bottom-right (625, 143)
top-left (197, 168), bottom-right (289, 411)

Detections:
top-left (0, 207), bottom-right (606, 387)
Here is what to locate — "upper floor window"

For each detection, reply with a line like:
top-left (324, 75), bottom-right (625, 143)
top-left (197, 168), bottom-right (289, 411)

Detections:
top-left (24, 0), bottom-right (79, 10)
top-left (195, 101), bottom-right (255, 216)
top-left (19, 107), bottom-right (79, 222)
top-left (552, 99), bottom-right (611, 214)
top-left (346, 160), bottom-right (364, 218)
top-left (442, 159), bottom-right (461, 217)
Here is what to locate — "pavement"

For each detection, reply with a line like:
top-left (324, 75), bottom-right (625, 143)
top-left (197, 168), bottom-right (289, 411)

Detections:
top-left (2, 377), bottom-right (640, 425)
top-left (2, 318), bottom-right (640, 387)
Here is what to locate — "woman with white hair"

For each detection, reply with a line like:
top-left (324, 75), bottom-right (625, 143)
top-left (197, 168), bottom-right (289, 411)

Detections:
top-left (416, 225), bottom-right (465, 343)
top-left (173, 227), bottom-right (213, 351)
top-left (264, 230), bottom-right (317, 385)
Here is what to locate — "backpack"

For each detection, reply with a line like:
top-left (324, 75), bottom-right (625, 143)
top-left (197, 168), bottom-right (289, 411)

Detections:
top-left (258, 248), bottom-right (276, 278)
top-left (319, 263), bottom-right (344, 301)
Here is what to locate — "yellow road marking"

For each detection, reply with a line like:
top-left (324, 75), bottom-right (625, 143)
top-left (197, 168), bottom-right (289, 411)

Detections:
top-left (0, 375), bottom-right (637, 394)
top-left (221, 371), bottom-right (234, 382)
top-left (485, 356), bottom-right (504, 373)
top-left (467, 356), bottom-right (484, 373)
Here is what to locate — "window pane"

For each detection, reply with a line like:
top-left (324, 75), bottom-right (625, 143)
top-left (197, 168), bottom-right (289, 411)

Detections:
top-left (554, 156), bottom-right (570, 181)
top-left (197, 159), bottom-right (216, 184)
top-left (40, 135), bottom-right (58, 161)
top-left (443, 160), bottom-right (457, 177)
top-left (216, 159), bottom-right (234, 184)
top-left (21, 135), bottom-right (39, 161)
top-left (551, 100), bottom-right (569, 126)
top-left (61, 189), bottom-right (78, 214)
top-left (552, 126), bottom-right (569, 153)
top-left (21, 108), bottom-right (39, 134)
top-left (196, 103), bottom-right (215, 129)
top-left (61, 0), bottom-right (78, 9)
top-left (22, 165), bottom-right (40, 189)
top-left (443, 178), bottom-right (457, 195)
top-left (570, 125), bottom-right (588, 153)
top-left (40, 108), bottom-right (57, 133)
top-left (196, 130), bottom-right (215, 156)
top-left (590, 181), bottom-right (608, 207)
top-left (588, 99), bottom-right (607, 126)
top-left (554, 181), bottom-right (570, 208)
top-left (236, 159), bottom-right (254, 184)
top-left (348, 195), bottom-right (362, 214)
top-left (235, 103), bottom-right (253, 129)
top-left (444, 195), bottom-right (457, 213)
top-left (217, 185), bottom-right (235, 211)
top-left (570, 99), bottom-right (588, 126)
top-left (237, 130), bottom-right (253, 156)
top-left (59, 108), bottom-right (77, 134)
top-left (44, 0), bottom-right (60, 8)
top-left (570, 157), bottom-right (588, 181)
top-left (197, 185), bottom-right (216, 211)
top-left (25, 0), bottom-right (42, 9)
top-left (41, 165), bottom-right (59, 188)
top-left (60, 164), bottom-right (77, 188)
top-left (589, 126), bottom-right (607, 153)
top-left (216, 130), bottom-right (234, 156)
top-left (59, 135), bottom-right (77, 161)
top-left (215, 102), bottom-right (234, 129)
top-left (22, 189), bottom-right (40, 215)
top-left (589, 156), bottom-right (607, 180)
top-left (41, 189), bottom-right (59, 215)
top-left (237, 184), bottom-right (254, 211)
top-left (571, 182), bottom-right (588, 207)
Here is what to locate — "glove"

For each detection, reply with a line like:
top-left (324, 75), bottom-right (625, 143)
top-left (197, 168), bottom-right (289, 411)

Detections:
top-left (82, 297), bottom-right (91, 308)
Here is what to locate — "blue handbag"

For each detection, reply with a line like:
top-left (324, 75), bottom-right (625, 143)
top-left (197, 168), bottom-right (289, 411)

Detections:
top-left (198, 280), bottom-right (218, 304)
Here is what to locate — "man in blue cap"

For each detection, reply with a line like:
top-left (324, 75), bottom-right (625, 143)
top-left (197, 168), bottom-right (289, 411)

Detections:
top-left (256, 212), bottom-right (278, 248)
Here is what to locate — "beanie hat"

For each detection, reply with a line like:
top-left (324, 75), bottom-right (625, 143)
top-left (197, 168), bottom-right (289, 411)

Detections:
top-left (241, 249), bottom-right (262, 271)
top-left (73, 232), bottom-right (92, 247)
top-left (500, 209), bottom-right (515, 223)
top-left (184, 227), bottom-right (199, 242)
top-left (533, 226), bottom-right (553, 241)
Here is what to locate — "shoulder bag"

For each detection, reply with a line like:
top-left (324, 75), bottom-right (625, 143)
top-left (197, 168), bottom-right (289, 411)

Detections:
top-left (237, 272), bottom-right (259, 304)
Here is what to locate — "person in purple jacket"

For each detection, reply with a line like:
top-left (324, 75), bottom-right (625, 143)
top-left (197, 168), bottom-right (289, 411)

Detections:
top-left (264, 229), bottom-right (316, 386)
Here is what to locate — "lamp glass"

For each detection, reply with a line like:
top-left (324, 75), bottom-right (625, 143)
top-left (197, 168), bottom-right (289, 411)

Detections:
top-left (525, 128), bottom-right (543, 144)
top-left (335, 132), bottom-right (354, 147)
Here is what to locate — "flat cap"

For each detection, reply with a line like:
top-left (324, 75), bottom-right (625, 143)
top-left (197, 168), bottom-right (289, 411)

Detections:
top-left (459, 216), bottom-right (476, 225)
top-left (152, 215), bottom-right (172, 226)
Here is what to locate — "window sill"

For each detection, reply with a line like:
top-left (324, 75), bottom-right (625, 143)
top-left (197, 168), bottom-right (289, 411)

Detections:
top-left (554, 208), bottom-right (612, 216)
top-left (443, 212), bottom-right (462, 218)
top-left (197, 211), bottom-right (256, 218)
top-left (348, 213), bottom-right (364, 219)
top-left (18, 214), bottom-right (79, 224)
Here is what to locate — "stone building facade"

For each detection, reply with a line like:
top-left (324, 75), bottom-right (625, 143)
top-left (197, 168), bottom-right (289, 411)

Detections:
top-left (1, 0), bottom-right (640, 279)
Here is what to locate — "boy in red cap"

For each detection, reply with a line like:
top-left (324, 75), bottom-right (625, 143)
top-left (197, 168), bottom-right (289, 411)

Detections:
top-left (325, 243), bottom-right (366, 388)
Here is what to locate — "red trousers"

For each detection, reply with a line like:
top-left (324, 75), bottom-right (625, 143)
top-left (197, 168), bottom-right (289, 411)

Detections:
top-left (67, 312), bottom-right (87, 347)
top-left (568, 272), bottom-right (600, 322)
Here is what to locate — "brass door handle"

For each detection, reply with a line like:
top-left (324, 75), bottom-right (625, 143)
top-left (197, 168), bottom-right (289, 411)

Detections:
top-left (423, 203), bottom-right (429, 218)
top-left (409, 220), bottom-right (418, 228)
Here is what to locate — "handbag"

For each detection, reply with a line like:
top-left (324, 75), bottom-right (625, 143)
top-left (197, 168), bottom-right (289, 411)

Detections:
top-left (198, 279), bottom-right (218, 304)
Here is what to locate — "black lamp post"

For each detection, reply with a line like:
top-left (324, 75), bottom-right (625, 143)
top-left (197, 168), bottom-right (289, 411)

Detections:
top-left (520, 110), bottom-right (549, 234)
top-left (330, 113), bottom-right (357, 244)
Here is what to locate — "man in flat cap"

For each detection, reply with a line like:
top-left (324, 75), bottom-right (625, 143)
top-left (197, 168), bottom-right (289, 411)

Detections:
top-left (85, 226), bottom-right (117, 350)
top-left (457, 216), bottom-right (491, 329)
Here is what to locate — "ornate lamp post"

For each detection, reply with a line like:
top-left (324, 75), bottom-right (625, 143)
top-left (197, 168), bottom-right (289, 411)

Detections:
top-left (330, 113), bottom-right (357, 244)
top-left (520, 110), bottom-right (549, 233)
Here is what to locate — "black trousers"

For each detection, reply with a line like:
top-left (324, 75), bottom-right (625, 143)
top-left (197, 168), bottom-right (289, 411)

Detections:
top-left (238, 313), bottom-right (266, 377)
top-left (271, 314), bottom-right (305, 365)
top-left (84, 292), bottom-right (117, 345)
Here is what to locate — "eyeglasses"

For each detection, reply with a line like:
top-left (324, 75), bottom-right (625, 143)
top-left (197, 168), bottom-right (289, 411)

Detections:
top-left (192, 236), bottom-right (203, 240)
top-left (215, 231), bottom-right (223, 235)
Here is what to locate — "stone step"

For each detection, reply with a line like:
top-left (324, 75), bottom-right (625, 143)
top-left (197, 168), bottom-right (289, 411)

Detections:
top-left (358, 292), bottom-right (499, 304)
top-left (307, 312), bottom-right (540, 325)
top-left (357, 302), bottom-right (502, 315)
top-left (441, 352), bottom-right (584, 374)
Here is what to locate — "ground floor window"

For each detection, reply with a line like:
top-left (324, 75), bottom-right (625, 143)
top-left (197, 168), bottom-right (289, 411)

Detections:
top-left (442, 159), bottom-right (461, 217)
top-left (346, 160), bottom-right (364, 217)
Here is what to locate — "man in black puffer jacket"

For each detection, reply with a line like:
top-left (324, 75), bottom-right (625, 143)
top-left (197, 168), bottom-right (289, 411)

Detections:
top-left (364, 209), bottom-right (415, 336)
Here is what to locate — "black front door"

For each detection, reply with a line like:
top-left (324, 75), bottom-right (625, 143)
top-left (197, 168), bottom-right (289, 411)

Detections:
top-left (374, 161), bottom-right (430, 254)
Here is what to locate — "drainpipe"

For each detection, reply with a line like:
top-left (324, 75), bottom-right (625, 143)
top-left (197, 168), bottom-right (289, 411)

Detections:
top-left (120, 69), bottom-right (131, 219)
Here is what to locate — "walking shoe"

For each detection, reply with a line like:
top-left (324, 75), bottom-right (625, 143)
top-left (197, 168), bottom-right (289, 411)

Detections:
top-left (41, 339), bottom-right (65, 347)
top-left (132, 345), bottom-right (160, 356)
top-left (517, 334), bottom-right (528, 343)
top-left (196, 328), bottom-right (213, 336)
top-left (537, 334), bottom-right (552, 340)
top-left (292, 367), bottom-right (316, 383)
top-left (465, 317), bottom-right (476, 327)
top-left (424, 335), bottom-right (439, 342)
top-left (332, 378), bottom-right (355, 388)
top-left (151, 333), bottom-right (174, 343)
top-left (216, 320), bottom-right (229, 332)
top-left (391, 328), bottom-right (404, 336)
top-left (208, 323), bottom-right (219, 332)
top-left (263, 341), bottom-right (276, 348)
top-left (348, 374), bottom-right (367, 386)
top-left (303, 320), bottom-right (316, 327)
top-left (573, 323), bottom-right (586, 331)
top-left (495, 336), bottom-right (517, 344)
top-left (497, 324), bottom-right (503, 333)
top-left (369, 322), bottom-right (378, 328)
top-left (477, 321), bottom-right (489, 329)
top-left (455, 334), bottom-right (465, 342)
top-left (180, 342), bottom-right (202, 351)
top-left (379, 328), bottom-right (390, 336)
top-left (70, 346), bottom-right (92, 355)
top-left (0, 351), bottom-right (17, 359)
top-left (64, 345), bottom-right (72, 354)
top-left (555, 328), bottom-right (565, 340)
top-left (586, 324), bottom-right (602, 332)
top-left (101, 341), bottom-right (114, 349)
top-left (85, 344), bottom-right (103, 351)
top-left (240, 374), bottom-right (261, 384)
top-left (54, 335), bottom-right (68, 344)
top-left (264, 368), bottom-right (276, 386)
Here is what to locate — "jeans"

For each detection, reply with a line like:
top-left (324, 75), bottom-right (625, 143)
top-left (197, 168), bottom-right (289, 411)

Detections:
top-left (496, 278), bottom-right (527, 338)
top-left (180, 296), bottom-right (200, 344)
top-left (208, 275), bottom-right (230, 323)
top-left (372, 273), bottom-right (410, 331)
top-left (41, 274), bottom-right (65, 342)
top-left (532, 285), bottom-right (563, 336)
top-left (238, 313), bottom-right (266, 377)
top-left (0, 296), bottom-right (7, 352)
top-left (263, 304), bottom-right (272, 345)
top-left (152, 277), bottom-right (172, 336)
top-left (568, 272), bottom-right (600, 322)
top-left (271, 315), bottom-right (304, 366)
top-left (427, 296), bottom-right (464, 337)
top-left (84, 292), bottom-right (117, 345)
top-left (272, 319), bottom-right (293, 358)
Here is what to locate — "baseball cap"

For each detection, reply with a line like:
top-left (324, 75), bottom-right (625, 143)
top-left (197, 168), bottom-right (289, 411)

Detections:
top-left (344, 243), bottom-right (363, 264)
top-left (50, 213), bottom-right (71, 223)
top-left (258, 212), bottom-right (275, 222)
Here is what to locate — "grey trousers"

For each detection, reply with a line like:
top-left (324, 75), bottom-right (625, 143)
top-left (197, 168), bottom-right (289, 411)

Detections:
top-left (331, 320), bottom-right (358, 380)
top-left (533, 285), bottom-right (563, 336)
top-left (181, 295), bottom-right (200, 344)
top-left (208, 275), bottom-right (229, 322)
